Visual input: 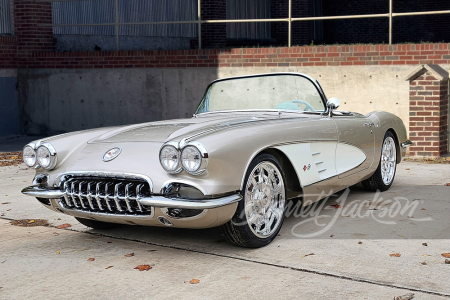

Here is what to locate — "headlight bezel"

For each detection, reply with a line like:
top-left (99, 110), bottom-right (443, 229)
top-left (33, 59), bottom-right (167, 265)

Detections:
top-left (180, 141), bottom-right (209, 175)
top-left (159, 142), bottom-right (182, 174)
top-left (36, 143), bottom-right (58, 170)
top-left (159, 141), bottom-right (209, 175)
top-left (22, 145), bottom-right (37, 167)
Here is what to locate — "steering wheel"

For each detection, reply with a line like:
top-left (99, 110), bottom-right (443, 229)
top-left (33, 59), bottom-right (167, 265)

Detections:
top-left (291, 100), bottom-right (315, 111)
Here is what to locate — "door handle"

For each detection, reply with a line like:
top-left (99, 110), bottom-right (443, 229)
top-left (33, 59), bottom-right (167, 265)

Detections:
top-left (364, 123), bottom-right (374, 127)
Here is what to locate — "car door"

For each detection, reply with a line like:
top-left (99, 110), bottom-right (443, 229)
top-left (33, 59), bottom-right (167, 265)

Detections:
top-left (332, 113), bottom-right (375, 178)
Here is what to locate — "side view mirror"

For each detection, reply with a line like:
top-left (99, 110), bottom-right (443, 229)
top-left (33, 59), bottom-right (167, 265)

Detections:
top-left (326, 97), bottom-right (340, 116)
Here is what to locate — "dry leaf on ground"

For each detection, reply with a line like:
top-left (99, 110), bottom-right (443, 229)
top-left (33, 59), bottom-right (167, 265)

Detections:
top-left (329, 204), bottom-right (341, 209)
top-left (134, 265), bottom-right (151, 271)
top-left (390, 253), bottom-right (401, 257)
top-left (445, 259), bottom-right (450, 264)
top-left (394, 293), bottom-right (414, 300)
top-left (105, 266), bottom-right (113, 269)
top-left (358, 241), bottom-right (362, 244)
top-left (124, 253), bottom-right (135, 257)
top-left (421, 262), bottom-right (427, 265)
top-left (446, 183), bottom-right (450, 186)
top-left (442, 253), bottom-right (450, 258)
top-left (190, 279), bottom-right (200, 284)
top-left (56, 251), bottom-right (60, 254)
top-left (1, 202), bottom-right (11, 205)
top-left (301, 253), bottom-right (315, 258)
top-left (422, 243), bottom-right (427, 246)
top-left (88, 258), bottom-right (95, 261)
top-left (56, 223), bottom-right (71, 229)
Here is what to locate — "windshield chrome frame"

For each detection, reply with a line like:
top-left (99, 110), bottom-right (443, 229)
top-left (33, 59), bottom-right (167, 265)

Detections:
top-left (194, 72), bottom-right (328, 116)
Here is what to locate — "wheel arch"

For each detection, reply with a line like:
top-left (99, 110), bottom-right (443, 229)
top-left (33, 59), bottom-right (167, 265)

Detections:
top-left (241, 147), bottom-right (303, 199)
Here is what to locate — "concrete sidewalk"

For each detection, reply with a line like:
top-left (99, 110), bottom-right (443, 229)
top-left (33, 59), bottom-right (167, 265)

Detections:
top-left (0, 162), bottom-right (449, 299)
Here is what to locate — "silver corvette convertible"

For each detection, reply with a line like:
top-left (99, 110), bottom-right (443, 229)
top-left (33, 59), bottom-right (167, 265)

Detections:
top-left (21, 73), bottom-right (411, 247)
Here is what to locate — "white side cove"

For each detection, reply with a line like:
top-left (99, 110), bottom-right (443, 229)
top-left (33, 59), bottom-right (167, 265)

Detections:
top-left (275, 142), bottom-right (366, 187)
top-left (335, 143), bottom-right (366, 175)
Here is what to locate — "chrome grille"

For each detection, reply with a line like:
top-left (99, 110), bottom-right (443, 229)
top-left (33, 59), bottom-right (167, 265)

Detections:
top-left (59, 177), bottom-right (152, 215)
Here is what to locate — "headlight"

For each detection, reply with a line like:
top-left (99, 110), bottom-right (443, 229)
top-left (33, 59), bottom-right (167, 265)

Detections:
top-left (23, 146), bottom-right (36, 167)
top-left (36, 143), bottom-right (57, 170)
top-left (181, 146), bottom-right (202, 173)
top-left (159, 145), bottom-right (181, 173)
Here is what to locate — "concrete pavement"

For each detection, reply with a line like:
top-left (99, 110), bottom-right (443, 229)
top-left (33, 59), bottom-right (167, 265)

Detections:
top-left (0, 161), bottom-right (449, 299)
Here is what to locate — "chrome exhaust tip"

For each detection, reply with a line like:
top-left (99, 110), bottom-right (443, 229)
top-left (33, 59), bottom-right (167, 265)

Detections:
top-left (157, 216), bottom-right (173, 227)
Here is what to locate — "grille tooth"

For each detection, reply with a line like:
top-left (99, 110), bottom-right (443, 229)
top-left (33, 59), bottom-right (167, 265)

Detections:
top-left (59, 176), bottom-right (151, 216)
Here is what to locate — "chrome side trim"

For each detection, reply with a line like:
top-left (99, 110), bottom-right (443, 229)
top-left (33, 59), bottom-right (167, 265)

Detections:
top-left (401, 140), bottom-right (413, 148)
top-left (53, 171), bottom-right (154, 193)
top-left (138, 193), bottom-right (242, 210)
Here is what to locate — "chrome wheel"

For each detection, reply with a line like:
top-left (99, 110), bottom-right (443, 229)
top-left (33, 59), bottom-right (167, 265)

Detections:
top-left (381, 136), bottom-right (396, 185)
top-left (244, 161), bottom-right (285, 238)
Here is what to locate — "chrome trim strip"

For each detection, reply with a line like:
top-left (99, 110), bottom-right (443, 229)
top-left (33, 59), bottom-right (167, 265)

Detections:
top-left (21, 185), bottom-right (64, 199)
top-left (124, 183), bottom-right (134, 213)
top-left (401, 140), bottom-right (413, 148)
top-left (137, 193), bottom-right (242, 210)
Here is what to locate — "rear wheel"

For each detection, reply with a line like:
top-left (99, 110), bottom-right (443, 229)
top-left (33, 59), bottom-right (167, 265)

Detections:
top-left (221, 154), bottom-right (286, 248)
top-left (75, 217), bottom-right (119, 230)
top-left (362, 131), bottom-right (397, 192)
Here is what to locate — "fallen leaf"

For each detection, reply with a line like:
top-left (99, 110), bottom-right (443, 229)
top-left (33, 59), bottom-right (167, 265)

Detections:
top-left (329, 204), bottom-right (341, 209)
top-left (358, 241), bottom-right (362, 245)
top-left (390, 253), bottom-right (401, 257)
top-left (124, 253), bottom-right (135, 257)
top-left (6, 209), bottom-right (10, 211)
top-left (107, 241), bottom-right (112, 244)
top-left (57, 218), bottom-right (61, 220)
top-left (28, 220), bottom-right (35, 223)
top-left (56, 223), bottom-right (71, 229)
top-left (446, 183), bottom-right (450, 186)
top-left (329, 235), bottom-right (334, 238)
top-left (422, 254), bottom-right (431, 257)
top-left (442, 253), bottom-right (450, 258)
top-left (422, 243), bottom-right (427, 246)
top-left (301, 253), bottom-right (315, 258)
top-left (405, 168), bottom-right (410, 170)
top-left (134, 265), bottom-right (151, 271)
top-left (421, 208), bottom-right (426, 210)
top-left (190, 279), bottom-right (200, 284)
top-left (105, 266), bottom-right (114, 269)
top-left (421, 262), bottom-right (427, 265)
top-left (147, 250), bottom-right (157, 252)
top-left (56, 251), bottom-right (60, 254)
top-left (394, 293), bottom-right (414, 300)
top-left (1, 202), bottom-right (11, 205)
top-left (88, 258), bottom-right (95, 261)
top-left (445, 259), bottom-right (450, 264)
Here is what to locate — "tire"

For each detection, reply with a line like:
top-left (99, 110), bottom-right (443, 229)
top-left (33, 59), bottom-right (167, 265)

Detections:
top-left (75, 217), bottom-right (119, 230)
top-left (221, 154), bottom-right (286, 248)
top-left (362, 131), bottom-right (397, 192)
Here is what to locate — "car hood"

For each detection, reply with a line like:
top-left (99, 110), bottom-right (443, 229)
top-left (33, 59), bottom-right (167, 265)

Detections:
top-left (89, 112), bottom-right (311, 144)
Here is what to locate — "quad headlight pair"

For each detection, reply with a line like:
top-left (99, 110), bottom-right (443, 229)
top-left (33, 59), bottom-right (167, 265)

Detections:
top-left (23, 143), bottom-right (57, 170)
top-left (159, 142), bottom-right (208, 175)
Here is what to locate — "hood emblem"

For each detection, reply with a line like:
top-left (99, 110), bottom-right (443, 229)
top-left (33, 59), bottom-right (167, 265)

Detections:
top-left (103, 147), bottom-right (122, 162)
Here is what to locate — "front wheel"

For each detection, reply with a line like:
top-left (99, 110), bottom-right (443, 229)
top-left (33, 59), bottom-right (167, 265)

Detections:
top-left (362, 131), bottom-right (397, 192)
top-left (221, 154), bottom-right (286, 248)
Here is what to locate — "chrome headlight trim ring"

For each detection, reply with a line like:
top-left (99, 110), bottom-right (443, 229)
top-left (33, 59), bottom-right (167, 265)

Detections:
top-left (180, 141), bottom-right (209, 175)
top-left (36, 142), bottom-right (58, 170)
top-left (159, 141), bottom-right (182, 174)
top-left (23, 144), bottom-right (37, 167)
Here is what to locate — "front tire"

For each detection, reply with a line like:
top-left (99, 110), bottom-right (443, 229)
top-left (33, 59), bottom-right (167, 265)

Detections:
top-left (221, 154), bottom-right (286, 248)
top-left (75, 217), bottom-right (119, 230)
top-left (362, 131), bottom-right (397, 192)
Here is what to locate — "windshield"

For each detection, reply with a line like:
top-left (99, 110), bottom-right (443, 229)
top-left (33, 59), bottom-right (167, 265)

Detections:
top-left (195, 74), bottom-right (325, 114)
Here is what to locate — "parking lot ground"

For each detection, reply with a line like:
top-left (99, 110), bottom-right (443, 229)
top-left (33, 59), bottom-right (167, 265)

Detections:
top-left (0, 161), bottom-right (449, 299)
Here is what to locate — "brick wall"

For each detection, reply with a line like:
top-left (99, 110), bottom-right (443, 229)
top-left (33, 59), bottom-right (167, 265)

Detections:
top-left (0, 36), bottom-right (18, 68)
top-left (14, 0), bottom-right (54, 66)
top-left (408, 71), bottom-right (448, 157)
top-left (23, 43), bottom-right (450, 69)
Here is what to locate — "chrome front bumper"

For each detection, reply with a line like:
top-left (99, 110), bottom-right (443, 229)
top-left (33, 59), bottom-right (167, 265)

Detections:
top-left (21, 185), bottom-right (242, 210)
